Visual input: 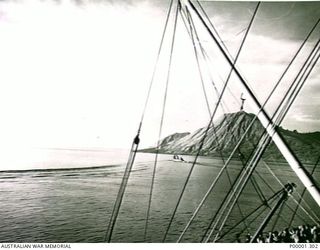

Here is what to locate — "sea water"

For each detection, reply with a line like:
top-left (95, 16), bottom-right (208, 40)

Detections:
top-left (0, 148), bottom-right (318, 242)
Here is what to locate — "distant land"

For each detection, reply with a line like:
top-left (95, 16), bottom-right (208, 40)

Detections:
top-left (140, 111), bottom-right (320, 164)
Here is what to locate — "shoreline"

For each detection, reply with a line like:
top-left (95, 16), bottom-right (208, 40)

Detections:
top-left (0, 151), bottom-right (318, 174)
top-left (0, 164), bottom-right (123, 174)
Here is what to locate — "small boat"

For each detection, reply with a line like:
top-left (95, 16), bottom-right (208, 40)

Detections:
top-left (173, 154), bottom-right (185, 162)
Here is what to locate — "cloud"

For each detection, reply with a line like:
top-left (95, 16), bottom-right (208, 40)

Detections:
top-left (201, 1), bottom-right (320, 42)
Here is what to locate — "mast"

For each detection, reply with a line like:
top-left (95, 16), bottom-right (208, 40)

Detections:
top-left (182, 0), bottom-right (320, 206)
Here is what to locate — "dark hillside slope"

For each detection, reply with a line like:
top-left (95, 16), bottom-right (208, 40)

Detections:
top-left (141, 111), bottom-right (320, 163)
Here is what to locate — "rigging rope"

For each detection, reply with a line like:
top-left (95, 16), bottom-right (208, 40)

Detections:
top-left (217, 180), bottom-right (291, 241)
top-left (219, 195), bottom-right (275, 239)
top-left (264, 160), bottom-right (320, 219)
top-left (183, 2), bottom-right (267, 219)
top-left (162, 1), bottom-right (260, 241)
top-left (203, 35), bottom-right (320, 243)
top-left (161, 4), bottom-right (246, 242)
top-left (180, 2), bottom-right (242, 124)
top-left (211, 99), bottom-right (318, 242)
top-left (199, 132), bottom-right (278, 243)
top-left (176, 2), bottom-right (267, 242)
top-left (105, 0), bottom-right (320, 242)
top-left (177, 4), bottom-right (250, 241)
top-left (214, 150), bottom-right (290, 240)
top-left (105, 0), bottom-right (176, 242)
top-left (139, 0), bottom-right (175, 126)
top-left (144, 0), bottom-right (179, 241)
top-left (186, 5), bottom-right (212, 117)
top-left (263, 161), bottom-right (320, 225)
top-left (271, 200), bottom-right (285, 232)
top-left (208, 139), bottom-right (273, 242)
top-left (105, 135), bottom-right (140, 242)
top-left (181, 2), bottom-right (242, 110)
top-left (262, 162), bottom-right (320, 224)
top-left (183, 12), bottom-right (319, 242)
top-left (224, 109), bottom-right (318, 240)
top-left (161, 52), bottom-right (229, 242)
top-left (181, 9), bottom-right (320, 241)
top-left (195, 0), bottom-right (258, 98)
top-left (235, 40), bottom-right (320, 225)
top-left (181, 1), bottom-right (244, 114)
top-left (217, 190), bottom-right (281, 240)
top-left (250, 174), bottom-right (268, 204)
top-left (186, 5), bottom-right (250, 224)
top-left (242, 41), bottom-right (317, 227)
top-left (237, 206), bottom-right (270, 239)
top-left (213, 77), bottom-right (320, 240)
top-left (253, 168), bottom-right (310, 225)
top-left (198, 153), bottom-right (259, 242)
top-left (277, 45), bottom-right (320, 126)
top-left (261, 48), bottom-right (320, 227)
top-left (240, 147), bottom-right (269, 210)
top-left (195, 1), bottom-right (236, 65)
top-left (190, 0), bottom-right (320, 211)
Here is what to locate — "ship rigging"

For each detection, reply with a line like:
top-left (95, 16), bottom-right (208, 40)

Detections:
top-left (105, 0), bottom-right (320, 243)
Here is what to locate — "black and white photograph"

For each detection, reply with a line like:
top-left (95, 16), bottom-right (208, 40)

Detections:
top-left (0, 0), bottom-right (319, 246)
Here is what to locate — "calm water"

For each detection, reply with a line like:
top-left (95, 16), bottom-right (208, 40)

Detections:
top-left (0, 148), bottom-right (318, 242)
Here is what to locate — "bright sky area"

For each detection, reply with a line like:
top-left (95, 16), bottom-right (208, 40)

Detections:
top-left (0, 0), bottom-right (319, 151)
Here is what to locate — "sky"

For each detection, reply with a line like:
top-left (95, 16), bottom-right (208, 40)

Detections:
top-left (0, 0), bottom-right (319, 151)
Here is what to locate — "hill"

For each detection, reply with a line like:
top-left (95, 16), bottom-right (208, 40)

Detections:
top-left (140, 111), bottom-right (320, 163)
